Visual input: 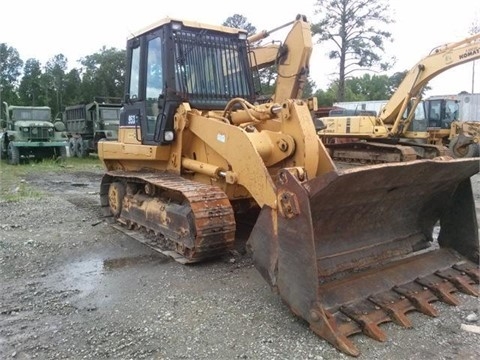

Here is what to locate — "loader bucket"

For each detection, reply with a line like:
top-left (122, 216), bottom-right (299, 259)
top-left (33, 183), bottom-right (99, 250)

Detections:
top-left (249, 158), bottom-right (479, 357)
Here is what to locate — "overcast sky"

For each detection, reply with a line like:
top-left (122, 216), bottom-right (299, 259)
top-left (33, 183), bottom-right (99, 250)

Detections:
top-left (1, 0), bottom-right (479, 97)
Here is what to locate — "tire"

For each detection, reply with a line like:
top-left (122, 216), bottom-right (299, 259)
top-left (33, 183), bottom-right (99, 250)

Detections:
top-left (448, 136), bottom-right (479, 158)
top-left (0, 134), bottom-right (6, 160)
top-left (75, 137), bottom-right (87, 158)
top-left (56, 146), bottom-right (67, 161)
top-left (108, 182), bottom-right (126, 217)
top-left (94, 134), bottom-right (106, 154)
top-left (7, 143), bottom-right (20, 165)
top-left (69, 138), bottom-right (77, 157)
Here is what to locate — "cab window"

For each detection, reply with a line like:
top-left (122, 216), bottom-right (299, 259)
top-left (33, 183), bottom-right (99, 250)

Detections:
top-left (145, 36), bottom-right (163, 135)
top-left (129, 46), bottom-right (141, 100)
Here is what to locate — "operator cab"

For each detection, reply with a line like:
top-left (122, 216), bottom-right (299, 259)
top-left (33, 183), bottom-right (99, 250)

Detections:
top-left (425, 98), bottom-right (459, 129)
top-left (122, 18), bottom-right (256, 145)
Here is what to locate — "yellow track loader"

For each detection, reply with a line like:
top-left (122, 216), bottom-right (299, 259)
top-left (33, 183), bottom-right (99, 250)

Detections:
top-left (98, 15), bottom-right (479, 356)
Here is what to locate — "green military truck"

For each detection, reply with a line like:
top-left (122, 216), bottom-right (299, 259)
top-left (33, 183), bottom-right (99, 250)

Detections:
top-left (0, 103), bottom-right (68, 164)
top-left (63, 98), bottom-right (122, 158)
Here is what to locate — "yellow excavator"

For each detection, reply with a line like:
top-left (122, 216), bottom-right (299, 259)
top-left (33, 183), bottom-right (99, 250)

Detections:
top-left (318, 32), bottom-right (480, 163)
top-left (98, 15), bottom-right (479, 357)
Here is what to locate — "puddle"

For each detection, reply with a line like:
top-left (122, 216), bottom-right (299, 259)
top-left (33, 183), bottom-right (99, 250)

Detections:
top-left (103, 254), bottom-right (168, 270)
top-left (58, 254), bottom-right (167, 293)
top-left (61, 257), bottom-right (103, 293)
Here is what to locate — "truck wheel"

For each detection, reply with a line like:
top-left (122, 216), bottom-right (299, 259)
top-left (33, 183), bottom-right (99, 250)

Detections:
top-left (449, 136), bottom-right (479, 158)
top-left (56, 146), bottom-right (67, 161)
top-left (7, 143), bottom-right (20, 165)
top-left (108, 182), bottom-right (126, 217)
top-left (75, 137), bottom-right (87, 158)
top-left (69, 138), bottom-right (77, 157)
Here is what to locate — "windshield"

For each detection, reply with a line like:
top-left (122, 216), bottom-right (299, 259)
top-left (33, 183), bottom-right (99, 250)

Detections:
top-left (100, 109), bottom-right (120, 121)
top-left (444, 100), bottom-right (459, 121)
top-left (173, 28), bottom-right (254, 107)
top-left (12, 109), bottom-right (51, 121)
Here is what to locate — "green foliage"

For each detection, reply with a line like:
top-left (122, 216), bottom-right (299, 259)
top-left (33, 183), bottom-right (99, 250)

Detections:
top-left (344, 73), bottom-right (391, 100)
top-left (312, 0), bottom-right (395, 101)
top-left (18, 59), bottom-right (43, 105)
top-left (1, 44), bottom-right (125, 113)
top-left (79, 46), bottom-right (126, 102)
top-left (0, 43), bottom-right (23, 106)
top-left (314, 87), bottom-right (338, 106)
top-left (303, 78), bottom-right (316, 98)
top-left (42, 54), bottom-right (68, 115)
top-left (222, 14), bottom-right (256, 35)
top-left (313, 71), bottom-right (414, 106)
top-left (63, 69), bottom-right (82, 106)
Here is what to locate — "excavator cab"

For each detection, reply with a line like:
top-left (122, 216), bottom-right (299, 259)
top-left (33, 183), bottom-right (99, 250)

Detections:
top-left (99, 16), bottom-right (479, 357)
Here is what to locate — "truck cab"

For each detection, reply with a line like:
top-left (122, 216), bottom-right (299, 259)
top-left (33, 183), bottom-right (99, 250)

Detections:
top-left (0, 104), bottom-right (68, 164)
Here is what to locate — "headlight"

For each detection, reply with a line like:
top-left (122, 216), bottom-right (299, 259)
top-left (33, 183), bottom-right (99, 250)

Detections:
top-left (164, 131), bottom-right (174, 141)
top-left (171, 21), bottom-right (182, 30)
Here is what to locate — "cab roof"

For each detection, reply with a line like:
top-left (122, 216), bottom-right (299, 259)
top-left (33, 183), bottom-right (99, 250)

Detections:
top-left (127, 17), bottom-right (247, 40)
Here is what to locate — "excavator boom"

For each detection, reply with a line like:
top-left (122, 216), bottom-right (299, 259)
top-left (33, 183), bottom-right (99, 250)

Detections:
top-left (382, 32), bottom-right (480, 131)
top-left (98, 15), bottom-right (479, 357)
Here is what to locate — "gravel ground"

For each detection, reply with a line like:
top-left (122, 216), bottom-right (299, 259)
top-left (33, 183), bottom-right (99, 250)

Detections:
top-left (0, 166), bottom-right (479, 360)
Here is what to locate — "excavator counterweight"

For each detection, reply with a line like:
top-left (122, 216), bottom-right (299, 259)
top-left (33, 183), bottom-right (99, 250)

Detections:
top-left (98, 15), bottom-right (479, 357)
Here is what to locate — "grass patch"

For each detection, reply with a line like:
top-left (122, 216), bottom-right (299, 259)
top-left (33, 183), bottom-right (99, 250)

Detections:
top-left (0, 156), bottom-right (103, 202)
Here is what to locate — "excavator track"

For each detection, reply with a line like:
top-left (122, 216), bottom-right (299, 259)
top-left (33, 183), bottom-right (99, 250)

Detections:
top-left (100, 170), bottom-right (236, 263)
top-left (326, 141), bottom-right (447, 164)
top-left (326, 142), bottom-right (418, 164)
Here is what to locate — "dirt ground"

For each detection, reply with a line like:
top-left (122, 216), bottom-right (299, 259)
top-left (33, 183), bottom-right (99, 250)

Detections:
top-left (0, 163), bottom-right (479, 360)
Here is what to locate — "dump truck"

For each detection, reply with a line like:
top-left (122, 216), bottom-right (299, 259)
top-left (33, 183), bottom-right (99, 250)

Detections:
top-left (63, 98), bottom-right (122, 157)
top-left (317, 32), bottom-right (480, 163)
top-left (425, 93), bottom-right (480, 158)
top-left (0, 103), bottom-right (67, 164)
top-left (97, 15), bottom-right (479, 357)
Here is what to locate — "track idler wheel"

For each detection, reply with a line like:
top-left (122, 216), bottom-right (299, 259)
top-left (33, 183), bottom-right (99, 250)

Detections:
top-left (108, 182), bottom-right (126, 217)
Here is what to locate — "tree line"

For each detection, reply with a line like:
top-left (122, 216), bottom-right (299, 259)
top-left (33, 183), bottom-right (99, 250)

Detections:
top-left (0, 44), bottom-right (125, 117)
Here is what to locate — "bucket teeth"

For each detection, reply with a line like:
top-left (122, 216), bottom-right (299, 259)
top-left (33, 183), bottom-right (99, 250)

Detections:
top-left (309, 309), bottom-right (361, 357)
top-left (415, 275), bottom-right (460, 306)
top-left (339, 302), bottom-right (388, 342)
top-left (368, 293), bottom-right (413, 328)
top-left (310, 261), bottom-right (480, 356)
top-left (392, 284), bottom-right (439, 317)
top-left (453, 263), bottom-right (480, 283)
top-left (435, 269), bottom-right (479, 296)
